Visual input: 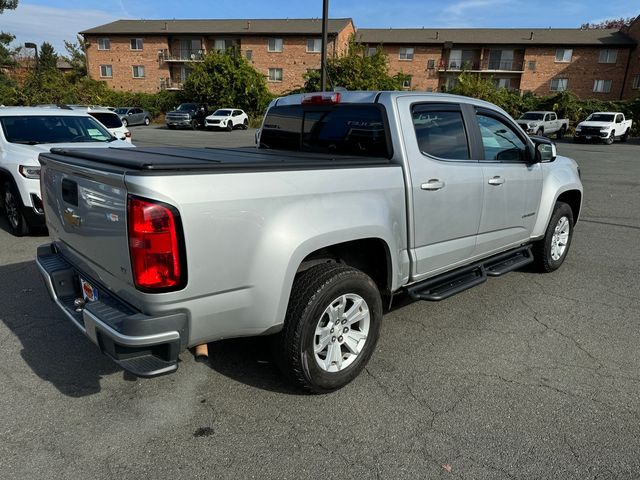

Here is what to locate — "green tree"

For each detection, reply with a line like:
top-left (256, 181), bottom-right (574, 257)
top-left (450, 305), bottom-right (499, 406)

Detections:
top-left (0, 31), bottom-right (16, 67)
top-left (63, 35), bottom-right (87, 79)
top-left (302, 42), bottom-right (404, 92)
top-left (38, 42), bottom-right (58, 71)
top-left (0, 0), bottom-right (17, 13)
top-left (182, 50), bottom-right (272, 115)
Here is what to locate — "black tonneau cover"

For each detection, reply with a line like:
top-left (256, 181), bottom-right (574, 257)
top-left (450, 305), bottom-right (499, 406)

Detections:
top-left (41, 147), bottom-right (391, 172)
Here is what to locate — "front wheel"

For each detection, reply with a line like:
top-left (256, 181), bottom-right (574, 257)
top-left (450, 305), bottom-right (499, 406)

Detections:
top-left (621, 129), bottom-right (629, 142)
top-left (226, 121), bottom-right (233, 132)
top-left (536, 128), bottom-right (544, 136)
top-left (191, 120), bottom-right (199, 130)
top-left (273, 264), bottom-right (383, 393)
top-left (605, 131), bottom-right (614, 145)
top-left (121, 118), bottom-right (128, 127)
top-left (3, 181), bottom-right (30, 236)
top-left (532, 202), bottom-right (574, 273)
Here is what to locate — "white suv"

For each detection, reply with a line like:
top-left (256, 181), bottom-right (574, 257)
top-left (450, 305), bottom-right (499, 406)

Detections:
top-left (0, 107), bottom-right (132, 235)
top-left (73, 107), bottom-right (132, 143)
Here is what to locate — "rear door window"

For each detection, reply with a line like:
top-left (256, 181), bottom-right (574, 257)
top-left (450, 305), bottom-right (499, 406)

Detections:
top-left (411, 105), bottom-right (470, 160)
top-left (260, 104), bottom-right (391, 158)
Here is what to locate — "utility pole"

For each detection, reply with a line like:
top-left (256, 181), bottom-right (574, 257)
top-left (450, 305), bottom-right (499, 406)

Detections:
top-left (24, 42), bottom-right (38, 70)
top-left (320, 0), bottom-right (329, 91)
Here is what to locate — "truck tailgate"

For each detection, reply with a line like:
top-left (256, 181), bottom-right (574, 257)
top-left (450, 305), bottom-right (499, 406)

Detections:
top-left (40, 155), bottom-right (132, 287)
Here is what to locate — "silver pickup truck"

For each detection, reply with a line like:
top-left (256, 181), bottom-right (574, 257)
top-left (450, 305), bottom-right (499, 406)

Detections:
top-left (36, 91), bottom-right (583, 393)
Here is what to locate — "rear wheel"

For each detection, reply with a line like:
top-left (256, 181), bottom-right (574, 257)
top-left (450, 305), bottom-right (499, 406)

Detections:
top-left (2, 181), bottom-right (29, 236)
top-left (273, 263), bottom-right (383, 393)
top-left (621, 129), bottom-right (630, 142)
top-left (532, 202), bottom-right (574, 273)
top-left (242, 118), bottom-right (249, 130)
top-left (144, 117), bottom-right (151, 126)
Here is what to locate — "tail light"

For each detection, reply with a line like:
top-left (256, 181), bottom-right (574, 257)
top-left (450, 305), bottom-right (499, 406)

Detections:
top-left (301, 92), bottom-right (341, 105)
top-left (127, 195), bottom-right (186, 292)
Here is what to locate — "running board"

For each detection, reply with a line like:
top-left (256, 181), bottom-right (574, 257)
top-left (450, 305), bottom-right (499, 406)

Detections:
top-left (407, 246), bottom-right (532, 302)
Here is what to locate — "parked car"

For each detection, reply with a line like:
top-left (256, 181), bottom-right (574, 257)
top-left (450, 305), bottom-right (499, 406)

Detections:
top-left (516, 111), bottom-right (569, 139)
top-left (36, 91), bottom-right (582, 392)
top-left (68, 106), bottom-right (132, 143)
top-left (165, 103), bottom-right (209, 129)
top-left (0, 107), bottom-right (132, 235)
top-left (115, 107), bottom-right (151, 127)
top-left (205, 109), bottom-right (249, 131)
top-left (574, 112), bottom-right (632, 144)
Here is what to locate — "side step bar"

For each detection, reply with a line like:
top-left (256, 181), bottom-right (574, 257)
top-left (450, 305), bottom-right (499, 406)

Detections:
top-left (407, 245), bottom-right (533, 302)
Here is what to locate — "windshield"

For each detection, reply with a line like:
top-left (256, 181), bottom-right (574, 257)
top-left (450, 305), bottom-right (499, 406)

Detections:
top-left (0, 115), bottom-right (114, 144)
top-left (89, 112), bottom-right (123, 128)
top-left (177, 104), bottom-right (197, 111)
top-left (213, 109), bottom-right (232, 116)
top-left (115, 108), bottom-right (129, 115)
top-left (586, 113), bottom-right (615, 122)
top-left (520, 113), bottom-right (544, 120)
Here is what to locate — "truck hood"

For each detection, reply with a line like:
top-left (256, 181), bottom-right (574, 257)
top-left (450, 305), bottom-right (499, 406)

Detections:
top-left (167, 110), bottom-right (194, 116)
top-left (577, 121), bottom-right (612, 129)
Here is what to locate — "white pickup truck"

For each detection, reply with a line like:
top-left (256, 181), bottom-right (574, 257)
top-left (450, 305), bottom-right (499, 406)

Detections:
top-left (516, 111), bottom-right (569, 139)
top-left (574, 112), bottom-right (632, 144)
top-left (36, 91), bottom-right (583, 393)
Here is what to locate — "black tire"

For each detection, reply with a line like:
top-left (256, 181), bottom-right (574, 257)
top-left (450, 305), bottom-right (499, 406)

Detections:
top-left (573, 137), bottom-right (582, 143)
top-left (2, 181), bottom-right (29, 236)
top-left (273, 263), bottom-right (383, 393)
top-left (121, 118), bottom-right (128, 127)
top-left (532, 202), bottom-right (574, 273)
top-left (604, 131), bottom-right (614, 145)
top-left (621, 129), bottom-right (629, 142)
top-left (536, 128), bottom-right (544, 137)
top-left (556, 127), bottom-right (566, 140)
top-left (226, 121), bottom-right (233, 132)
top-left (167, 125), bottom-right (176, 130)
top-left (144, 117), bottom-right (150, 126)
top-left (191, 120), bottom-right (199, 130)
top-left (242, 118), bottom-right (249, 130)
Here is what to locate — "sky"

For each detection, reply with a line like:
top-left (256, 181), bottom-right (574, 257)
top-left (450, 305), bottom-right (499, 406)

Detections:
top-left (2, 0), bottom-right (639, 55)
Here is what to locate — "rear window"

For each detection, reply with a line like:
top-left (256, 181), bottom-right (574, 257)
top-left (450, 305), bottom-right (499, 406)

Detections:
top-left (260, 104), bottom-right (391, 158)
top-left (89, 112), bottom-right (123, 128)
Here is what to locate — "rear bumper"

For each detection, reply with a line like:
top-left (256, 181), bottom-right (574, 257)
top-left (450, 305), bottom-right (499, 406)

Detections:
top-left (36, 243), bottom-right (188, 377)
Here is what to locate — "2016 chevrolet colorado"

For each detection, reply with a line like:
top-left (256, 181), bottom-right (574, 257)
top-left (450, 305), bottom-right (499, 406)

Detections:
top-left (36, 91), bottom-right (583, 393)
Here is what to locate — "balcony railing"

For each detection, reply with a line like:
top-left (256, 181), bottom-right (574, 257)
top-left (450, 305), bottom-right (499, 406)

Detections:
top-left (159, 79), bottom-right (184, 90)
top-left (160, 49), bottom-right (205, 62)
top-left (438, 59), bottom-right (524, 73)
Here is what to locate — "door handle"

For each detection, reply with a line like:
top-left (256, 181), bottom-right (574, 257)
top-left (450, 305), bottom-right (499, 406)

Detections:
top-left (488, 176), bottom-right (505, 186)
top-left (421, 179), bottom-right (445, 191)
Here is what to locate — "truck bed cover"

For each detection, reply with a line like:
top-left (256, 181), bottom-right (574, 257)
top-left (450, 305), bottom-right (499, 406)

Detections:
top-left (40, 146), bottom-right (391, 173)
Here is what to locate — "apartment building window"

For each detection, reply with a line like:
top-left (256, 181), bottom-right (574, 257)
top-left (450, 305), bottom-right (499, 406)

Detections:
top-left (307, 38), bottom-right (322, 53)
top-left (550, 78), bottom-right (568, 91)
top-left (494, 78), bottom-right (511, 89)
top-left (402, 76), bottom-right (412, 89)
top-left (99, 65), bottom-right (112, 78)
top-left (245, 50), bottom-right (253, 60)
top-left (555, 48), bottom-right (572, 63)
top-left (528, 60), bottom-right (536, 71)
top-left (632, 74), bottom-right (640, 89)
top-left (132, 65), bottom-right (145, 78)
top-left (268, 68), bottom-right (283, 82)
top-left (599, 49), bottom-right (618, 63)
top-left (365, 47), bottom-right (377, 57)
top-left (268, 38), bottom-right (283, 52)
top-left (130, 38), bottom-right (143, 51)
top-left (593, 79), bottom-right (612, 93)
top-left (427, 59), bottom-right (435, 69)
top-left (97, 38), bottom-right (110, 50)
top-left (399, 47), bottom-right (414, 61)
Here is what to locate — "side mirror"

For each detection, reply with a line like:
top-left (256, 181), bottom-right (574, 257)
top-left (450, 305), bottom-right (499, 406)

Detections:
top-left (532, 136), bottom-right (556, 163)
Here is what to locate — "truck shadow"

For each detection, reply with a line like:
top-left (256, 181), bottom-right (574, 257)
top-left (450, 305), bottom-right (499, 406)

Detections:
top-left (0, 260), bottom-right (120, 397)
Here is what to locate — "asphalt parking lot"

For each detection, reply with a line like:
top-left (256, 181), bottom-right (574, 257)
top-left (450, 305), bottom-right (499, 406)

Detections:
top-left (1, 128), bottom-right (639, 479)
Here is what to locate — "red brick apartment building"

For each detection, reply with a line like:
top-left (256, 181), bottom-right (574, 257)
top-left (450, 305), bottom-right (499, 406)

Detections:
top-left (81, 16), bottom-right (640, 100)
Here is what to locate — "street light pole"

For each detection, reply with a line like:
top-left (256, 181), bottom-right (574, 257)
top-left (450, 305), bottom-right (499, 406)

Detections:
top-left (320, 0), bottom-right (329, 91)
top-left (24, 42), bottom-right (38, 69)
